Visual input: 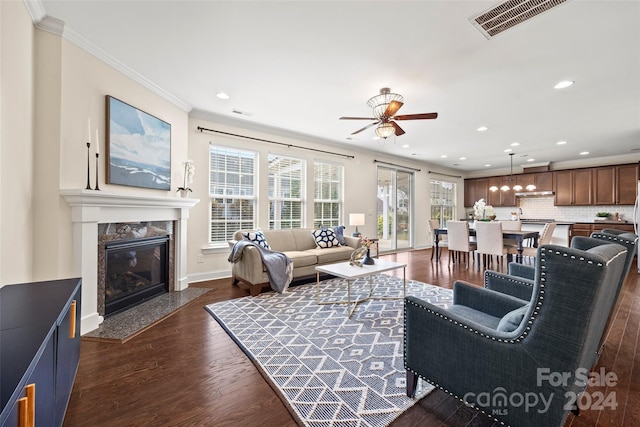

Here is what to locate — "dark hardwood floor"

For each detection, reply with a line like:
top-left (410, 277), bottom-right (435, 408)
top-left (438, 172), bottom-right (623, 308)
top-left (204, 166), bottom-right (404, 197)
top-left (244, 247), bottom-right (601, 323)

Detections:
top-left (63, 249), bottom-right (640, 426)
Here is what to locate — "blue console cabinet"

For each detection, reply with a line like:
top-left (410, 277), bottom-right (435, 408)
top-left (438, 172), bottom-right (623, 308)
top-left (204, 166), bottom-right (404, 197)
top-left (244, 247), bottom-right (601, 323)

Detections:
top-left (0, 278), bottom-right (82, 427)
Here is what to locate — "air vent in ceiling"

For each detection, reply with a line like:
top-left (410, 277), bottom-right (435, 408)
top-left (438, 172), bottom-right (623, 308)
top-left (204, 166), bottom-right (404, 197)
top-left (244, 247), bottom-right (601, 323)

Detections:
top-left (470, 0), bottom-right (568, 39)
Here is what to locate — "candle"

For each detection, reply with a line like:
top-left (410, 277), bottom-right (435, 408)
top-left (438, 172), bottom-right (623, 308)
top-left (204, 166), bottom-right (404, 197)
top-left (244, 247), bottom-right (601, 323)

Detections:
top-left (95, 129), bottom-right (100, 155)
top-left (88, 118), bottom-right (91, 143)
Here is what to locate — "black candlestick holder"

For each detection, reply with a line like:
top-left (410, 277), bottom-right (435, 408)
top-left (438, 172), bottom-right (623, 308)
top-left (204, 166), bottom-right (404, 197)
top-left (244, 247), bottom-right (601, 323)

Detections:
top-left (85, 142), bottom-right (92, 190)
top-left (94, 153), bottom-right (101, 190)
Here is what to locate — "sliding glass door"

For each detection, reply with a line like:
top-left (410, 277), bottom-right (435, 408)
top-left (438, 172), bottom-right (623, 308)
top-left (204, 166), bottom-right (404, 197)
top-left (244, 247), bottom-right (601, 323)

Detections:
top-left (376, 166), bottom-right (413, 252)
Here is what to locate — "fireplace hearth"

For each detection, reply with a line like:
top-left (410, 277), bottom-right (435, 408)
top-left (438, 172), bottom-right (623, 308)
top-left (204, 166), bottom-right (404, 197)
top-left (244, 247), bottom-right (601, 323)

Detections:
top-left (104, 235), bottom-right (169, 316)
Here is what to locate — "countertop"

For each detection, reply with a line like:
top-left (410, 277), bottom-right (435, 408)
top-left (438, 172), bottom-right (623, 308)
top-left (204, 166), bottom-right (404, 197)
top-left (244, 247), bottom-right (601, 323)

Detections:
top-left (518, 219), bottom-right (631, 225)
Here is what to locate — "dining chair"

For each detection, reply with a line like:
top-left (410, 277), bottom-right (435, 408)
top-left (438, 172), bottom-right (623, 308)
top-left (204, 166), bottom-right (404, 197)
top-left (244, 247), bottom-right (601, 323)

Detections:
top-left (428, 219), bottom-right (446, 260)
top-left (474, 221), bottom-right (515, 271)
top-left (446, 220), bottom-right (476, 268)
top-left (499, 220), bottom-right (522, 248)
top-left (521, 222), bottom-right (556, 259)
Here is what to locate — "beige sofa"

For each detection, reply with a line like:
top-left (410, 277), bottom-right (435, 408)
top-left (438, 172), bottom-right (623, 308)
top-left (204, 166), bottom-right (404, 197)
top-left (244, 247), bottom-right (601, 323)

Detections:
top-left (230, 228), bottom-right (361, 296)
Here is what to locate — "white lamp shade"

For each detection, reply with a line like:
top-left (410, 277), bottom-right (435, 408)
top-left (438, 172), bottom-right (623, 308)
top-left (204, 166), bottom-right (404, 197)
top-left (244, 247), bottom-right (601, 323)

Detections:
top-left (349, 213), bottom-right (365, 226)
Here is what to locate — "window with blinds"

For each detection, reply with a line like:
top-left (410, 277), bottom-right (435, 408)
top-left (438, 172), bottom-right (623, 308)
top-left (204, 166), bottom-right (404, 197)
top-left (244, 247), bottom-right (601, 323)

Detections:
top-left (210, 146), bottom-right (256, 243)
top-left (268, 154), bottom-right (305, 229)
top-left (313, 161), bottom-right (343, 228)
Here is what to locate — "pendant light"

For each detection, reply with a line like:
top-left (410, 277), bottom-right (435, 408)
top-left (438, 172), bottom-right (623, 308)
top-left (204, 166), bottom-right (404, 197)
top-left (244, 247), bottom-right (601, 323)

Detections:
top-left (501, 153), bottom-right (516, 192)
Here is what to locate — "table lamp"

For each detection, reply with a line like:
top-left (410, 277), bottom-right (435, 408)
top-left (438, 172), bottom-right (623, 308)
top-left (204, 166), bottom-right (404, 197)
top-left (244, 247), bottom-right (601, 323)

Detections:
top-left (349, 213), bottom-right (365, 237)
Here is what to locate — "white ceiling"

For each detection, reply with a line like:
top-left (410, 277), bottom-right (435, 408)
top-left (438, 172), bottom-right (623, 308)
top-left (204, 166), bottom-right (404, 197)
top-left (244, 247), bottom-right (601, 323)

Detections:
top-left (38, 0), bottom-right (640, 172)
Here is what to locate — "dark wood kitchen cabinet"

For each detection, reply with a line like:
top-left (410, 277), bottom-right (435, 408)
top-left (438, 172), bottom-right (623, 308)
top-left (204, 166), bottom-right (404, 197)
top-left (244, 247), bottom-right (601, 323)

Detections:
top-left (615, 164), bottom-right (638, 205)
top-left (0, 278), bottom-right (81, 427)
top-left (534, 172), bottom-right (553, 192)
top-left (554, 169), bottom-right (593, 205)
top-left (593, 164), bottom-right (638, 205)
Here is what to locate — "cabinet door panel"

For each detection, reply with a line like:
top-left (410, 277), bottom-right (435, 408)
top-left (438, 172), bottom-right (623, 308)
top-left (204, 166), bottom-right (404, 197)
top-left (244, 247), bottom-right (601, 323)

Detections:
top-left (574, 169), bottom-right (593, 205)
top-left (594, 167), bottom-right (615, 205)
top-left (534, 172), bottom-right (553, 192)
top-left (554, 171), bottom-right (573, 205)
top-left (616, 164), bottom-right (638, 205)
top-left (55, 290), bottom-right (81, 427)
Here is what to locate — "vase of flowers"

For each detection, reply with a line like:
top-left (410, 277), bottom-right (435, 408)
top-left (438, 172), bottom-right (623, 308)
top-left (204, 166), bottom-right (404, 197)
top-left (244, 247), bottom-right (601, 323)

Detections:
top-left (177, 160), bottom-right (195, 197)
top-left (473, 199), bottom-right (495, 221)
top-left (360, 236), bottom-right (375, 265)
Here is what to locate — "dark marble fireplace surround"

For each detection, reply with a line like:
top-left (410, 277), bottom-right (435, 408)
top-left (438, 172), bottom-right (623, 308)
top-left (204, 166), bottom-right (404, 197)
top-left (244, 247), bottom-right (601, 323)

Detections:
top-left (97, 221), bottom-right (175, 317)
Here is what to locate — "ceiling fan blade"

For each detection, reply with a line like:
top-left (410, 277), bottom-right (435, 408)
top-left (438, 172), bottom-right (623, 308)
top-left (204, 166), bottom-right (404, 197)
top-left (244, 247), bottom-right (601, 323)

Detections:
top-left (339, 116), bottom-right (377, 120)
top-left (393, 112), bottom-right (438, 120)
top-left (351, 121), bottom-right (381, 135)
top-left (383, 100), bottom-right (403, 117)
top-left (392, 121), bottom-right (406, 136)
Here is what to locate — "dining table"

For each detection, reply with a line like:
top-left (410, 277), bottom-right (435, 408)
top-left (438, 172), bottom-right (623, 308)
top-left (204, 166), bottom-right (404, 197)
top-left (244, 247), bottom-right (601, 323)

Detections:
top-left (434, 227), bottom-right (539, 263)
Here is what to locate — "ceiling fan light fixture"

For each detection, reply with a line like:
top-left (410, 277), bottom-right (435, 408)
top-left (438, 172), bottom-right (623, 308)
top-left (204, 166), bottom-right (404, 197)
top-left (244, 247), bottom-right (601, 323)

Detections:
top-left (367, 88), bottom-right (404, 118)
top-left (375, 122), bottom-right (395, 139)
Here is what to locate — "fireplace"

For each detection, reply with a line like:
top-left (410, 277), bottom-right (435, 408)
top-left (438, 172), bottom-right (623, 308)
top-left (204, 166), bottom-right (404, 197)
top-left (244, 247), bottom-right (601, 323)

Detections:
top-left (62, 190), bottom-right (198, 334)
top-left (104, 235), bottom-right (170, 316)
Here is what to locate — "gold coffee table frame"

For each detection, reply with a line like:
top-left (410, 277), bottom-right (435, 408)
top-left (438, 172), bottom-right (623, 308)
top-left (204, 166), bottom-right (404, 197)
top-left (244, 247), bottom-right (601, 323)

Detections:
top-left (315, 259), bottom-right (407, 318)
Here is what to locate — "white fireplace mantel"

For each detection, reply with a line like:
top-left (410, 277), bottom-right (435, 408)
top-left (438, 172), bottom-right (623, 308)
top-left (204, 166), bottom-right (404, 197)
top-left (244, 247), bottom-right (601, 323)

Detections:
top-left (61, 189), bottom-right (199, 334)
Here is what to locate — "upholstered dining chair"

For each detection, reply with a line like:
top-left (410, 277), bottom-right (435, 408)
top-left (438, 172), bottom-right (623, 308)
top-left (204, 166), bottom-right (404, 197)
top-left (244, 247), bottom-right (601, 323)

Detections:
top-left (404, 241), bottom-right (627, 427)
top-left (499, 220), bottom-right (521, 248)
top-left (446, 220), bottom-right (476, 268)
top-left (474, 221), bottom-right (516, 271)
top-left (428, 219), bottom-right (446, 260)
top-left (521, 222), bottom-right (556, 259)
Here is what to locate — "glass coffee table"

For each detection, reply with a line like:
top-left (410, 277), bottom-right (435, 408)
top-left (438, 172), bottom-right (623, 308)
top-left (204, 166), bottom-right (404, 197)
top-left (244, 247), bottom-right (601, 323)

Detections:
top-left (315, 259), bottom-right (407, 318)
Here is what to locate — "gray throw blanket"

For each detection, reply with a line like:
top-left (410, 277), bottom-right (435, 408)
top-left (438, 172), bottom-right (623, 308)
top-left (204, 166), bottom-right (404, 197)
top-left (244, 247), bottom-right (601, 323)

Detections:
top-left (228, 240), bottom-right (293, 293)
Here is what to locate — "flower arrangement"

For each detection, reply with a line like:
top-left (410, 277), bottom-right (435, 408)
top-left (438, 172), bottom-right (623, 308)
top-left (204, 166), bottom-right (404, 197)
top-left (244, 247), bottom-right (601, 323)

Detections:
top-left (473, 199), bottom-right (495, 220)
top-left (177, 160), bottom-right (195, 193)
top-left (360, 235), bottom-right (373, 248)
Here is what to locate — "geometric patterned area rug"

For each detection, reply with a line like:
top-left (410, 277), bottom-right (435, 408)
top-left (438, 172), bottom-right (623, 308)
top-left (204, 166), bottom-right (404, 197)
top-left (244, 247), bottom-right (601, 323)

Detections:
top-left (205, 274), bottom-right (453, 426)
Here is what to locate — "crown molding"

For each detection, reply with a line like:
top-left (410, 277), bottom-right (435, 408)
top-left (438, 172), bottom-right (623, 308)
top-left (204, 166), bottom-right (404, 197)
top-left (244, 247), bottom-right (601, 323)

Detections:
top-left (36, 15), bottom-right (65, 35)
top-left (23, 0), bottom-right (46, 24)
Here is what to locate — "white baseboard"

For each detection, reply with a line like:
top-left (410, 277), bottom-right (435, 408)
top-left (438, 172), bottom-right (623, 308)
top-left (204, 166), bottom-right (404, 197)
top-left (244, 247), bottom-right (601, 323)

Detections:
top-left (187, 269), bottom-right (231, 284)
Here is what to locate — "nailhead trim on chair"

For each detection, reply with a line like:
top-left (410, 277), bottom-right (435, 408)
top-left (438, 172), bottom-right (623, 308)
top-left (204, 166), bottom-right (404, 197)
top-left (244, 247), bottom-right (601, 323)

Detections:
top-left (483, 271), bottom-right (534, 289)
top-left (591, 232), bottom-right (638, 249)
top-left (404, 246), bottom-right (612, 426)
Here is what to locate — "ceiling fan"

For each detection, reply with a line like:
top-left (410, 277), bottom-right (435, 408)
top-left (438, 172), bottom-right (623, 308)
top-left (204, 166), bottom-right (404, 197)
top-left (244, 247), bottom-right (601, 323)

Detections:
top-left (340, 88), bottom-right (438, 139)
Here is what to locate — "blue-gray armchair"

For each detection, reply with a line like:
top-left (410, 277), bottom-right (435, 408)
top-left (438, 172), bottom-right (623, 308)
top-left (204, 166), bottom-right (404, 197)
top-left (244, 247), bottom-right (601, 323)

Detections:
top-left (486, 232), bottom-right (638, 360)
top-left (404, 242), bottom-right (627, 427)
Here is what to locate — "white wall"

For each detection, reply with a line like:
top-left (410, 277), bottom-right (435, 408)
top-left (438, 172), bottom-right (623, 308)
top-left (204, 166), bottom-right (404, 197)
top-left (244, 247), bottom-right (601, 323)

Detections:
top-left (1, 1), bottom-right (35, 284)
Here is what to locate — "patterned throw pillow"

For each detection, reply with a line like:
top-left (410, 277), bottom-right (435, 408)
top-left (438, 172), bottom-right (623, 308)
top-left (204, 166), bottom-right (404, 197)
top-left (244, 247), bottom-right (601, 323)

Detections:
top-left (242, 230), bottom-right (270, 249)
top-left (333, 225), bottom-right (346, 245)
top-left (312, 228), bottom-right (340, 248)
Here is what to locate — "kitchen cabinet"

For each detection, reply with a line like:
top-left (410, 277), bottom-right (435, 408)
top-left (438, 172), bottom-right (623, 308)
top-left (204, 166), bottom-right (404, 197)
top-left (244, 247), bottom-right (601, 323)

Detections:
top-left (534, 172), bottom-right (553, 192)
top-left (464, 178), bottom-right (488, 207)
top-left (554, 169), bottom-right (593, 206)
top-left (615, 164), bottom-right (638, 205)
top-left (593, 164), bottom-right (638, 205)
top-left (570, 222), bottom-right (635, 245)
top-left (0, 278), bottom-right (81, 427)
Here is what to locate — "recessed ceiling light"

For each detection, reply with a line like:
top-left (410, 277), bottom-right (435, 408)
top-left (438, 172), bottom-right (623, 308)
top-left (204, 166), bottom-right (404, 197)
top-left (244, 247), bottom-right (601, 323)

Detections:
top-left (216, 92), bottom-right (230, 99)
top-left (510, 142), bottom-right (520, 147)
top-left (401, 144), bottom-right (410, 148)
top-left (504, 148), bottom-right (513, 153)
top-left (527, 158), bottom-right (535, 162)
top-left (554, 80), bottom-right (574, 89)
top-left (579, 151), bottom-right (589, 156)
top-left (459, 157), bottom-right (467, 160)
top-left (440, 155), bottom-right (447, 158)
top-left (485, 164), bottom-right (492, 167)
top-left (373, 136), bottom-right (380, 140)
top-left (477, 126), bottom-right (488, 132)
top-left (556, 140), bottom-right (567, 145)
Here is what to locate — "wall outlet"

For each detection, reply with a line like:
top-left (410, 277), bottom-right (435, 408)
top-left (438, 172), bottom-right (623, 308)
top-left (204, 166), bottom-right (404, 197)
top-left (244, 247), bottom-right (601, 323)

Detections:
top-left (197, 254), bottom-right (204, 263)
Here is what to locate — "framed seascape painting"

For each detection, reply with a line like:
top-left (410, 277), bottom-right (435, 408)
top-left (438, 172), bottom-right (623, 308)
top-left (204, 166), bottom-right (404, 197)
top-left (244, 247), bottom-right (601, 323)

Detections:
top-left (106, 95), bottom-right (171, 190)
